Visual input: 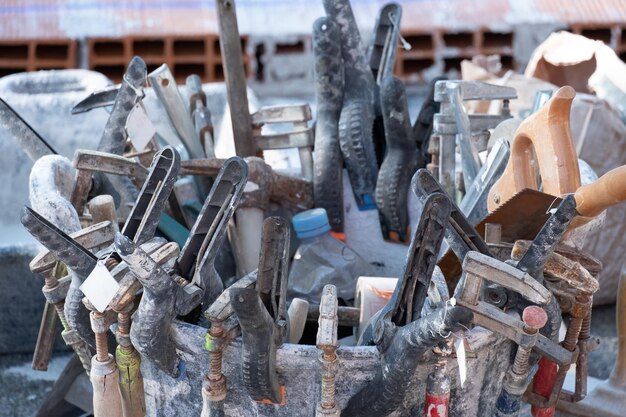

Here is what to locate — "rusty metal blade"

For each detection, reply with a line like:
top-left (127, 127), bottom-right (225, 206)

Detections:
top-left (32, 301), bottom-right (58, 371)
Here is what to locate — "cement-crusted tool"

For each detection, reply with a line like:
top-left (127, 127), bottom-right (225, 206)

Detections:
top-left (21, 207), bottom-right (124, 416)
top-left (367, 2), bottom-right (403, 163)
top-left (424, 340), bottom-right (453, 417)
top-left (70, 149), bottom-right (147, 222)
top-left (29, 220), bottom-right (116, 372)
top-left (230, 216), bottom-right (291, 404)
top-left (28, 155), bottom-right (103, 351)
top-left (493, 306), bottom-right (548, 417)
top-left (186, 74), bottom-right (215, 159)
top-left (316, 284), bottom-right (339, 417)
top-left (556, 266), bottom-right (626, 417)
top-left (251, 104), bottom-right (315, 181)
top-left (202, 271), bottom-right (258, 417)
top-left (457, 251), bottom-right (573, 374)
top-left (114, 235), bottom-right (182, 378)
top-left (487, 196), bottom-right (579, 352)
top-left (149, 64), bottom-right (205, 160)
top-left (117, 156), bottom-right (247, 376)
top-left (312, 16), bottom-right (345, 232)
top-left (367, 2), bottom-right (402, 86)
top-left (323, 0), bottom-right (378, 209)
top-left (98, 56), bottom-right (146, 156)
top-left (182, 156), bottom-right (306, 277)
top-left (122, 146), bottom-right (180, 244)
top-left (23, 187), bottom-right (179, 417)
top-left (432, 80), bottom-right (516, 198)
top-left (180, 157), bottom-right (314, 212)
top-left (511, 241), bottom-right (600, 415)
top-left (459, 137), bottom-right (510, 226)
top-left (173, 156), bottom-right (248, 312)
top-left (76, 57), bottom-right (147, 220)
top-left (216, 0), bottom-right (256, 157)
top-left (415, 76), bottom-right (446, 171)
top-left (24, 146), bottom-right (181, 375)
top-left (345, 301), bottom-right (471, 417)
top-left (359, 191), bottom-right (450, 347)
top-left (446, 83), bottom-right (481, 191)
top-left (537, 247), bottom-right (601, 409)
top-left (412, 168), bottom-right (492, 263)
top-left (375, 76), bottom-right (417, 243)
top-left (346, 194), bottom-right (460, 417)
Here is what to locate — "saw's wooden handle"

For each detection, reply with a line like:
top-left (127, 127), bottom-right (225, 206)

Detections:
top-left (575, 165), bottom-right (626, 217)
top-left (487, 86), bottom-right (581, 212)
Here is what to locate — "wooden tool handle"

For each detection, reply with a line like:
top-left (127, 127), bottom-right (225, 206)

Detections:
top-left (575, 165), bottom-right (626, 217)
top-left (487, 86), bottom-right (580, 212)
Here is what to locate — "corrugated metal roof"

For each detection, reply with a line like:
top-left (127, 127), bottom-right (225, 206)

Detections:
top-left (0, 0), bottom-right (625, 40)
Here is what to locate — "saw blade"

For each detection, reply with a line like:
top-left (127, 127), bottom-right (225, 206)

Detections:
top-left (438, 188), bottom-right (562, 284)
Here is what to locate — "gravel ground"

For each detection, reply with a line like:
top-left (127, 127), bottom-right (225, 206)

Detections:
top-left (0, 353), bottom-right (73, 417)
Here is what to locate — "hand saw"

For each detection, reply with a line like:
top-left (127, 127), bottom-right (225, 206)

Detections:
top-left (440, 85), bottom-right (626, 280)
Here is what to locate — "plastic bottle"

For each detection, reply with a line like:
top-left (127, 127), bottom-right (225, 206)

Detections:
top-left (289, 208), bottom-right (372, 304)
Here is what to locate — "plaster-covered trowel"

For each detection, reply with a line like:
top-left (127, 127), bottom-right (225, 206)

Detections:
top-left (230, 217), bottom-right (291, 405)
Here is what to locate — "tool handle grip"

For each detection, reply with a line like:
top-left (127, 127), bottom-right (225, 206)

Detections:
top-left (487, 86), bottom-right (580, 212)
top-left (575, 165), bottom-right (626, 217)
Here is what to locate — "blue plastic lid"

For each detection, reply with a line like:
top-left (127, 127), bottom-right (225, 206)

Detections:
top-left (292, 208), bottom-right (331, 239)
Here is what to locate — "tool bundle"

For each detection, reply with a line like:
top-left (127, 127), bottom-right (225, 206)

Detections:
top-left (5, 1), bottom-right (626, 417)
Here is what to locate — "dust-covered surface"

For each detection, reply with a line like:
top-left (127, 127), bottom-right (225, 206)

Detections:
top-left (0, 243), bottom-right (68, 355)
top-left (0, 70), bottom-right (110, 239)
top-left (0, 69), bottom-right (622, 416)
top-left (139, 320), bottom-right (514, 416)
top-left (0, 352), bottom-right (73, 417)
top-left (0, 304), bottom-right (617, 416)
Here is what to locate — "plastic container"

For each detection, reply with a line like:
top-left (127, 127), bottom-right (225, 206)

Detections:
top-left (288, 208), bottom-right (372, 303)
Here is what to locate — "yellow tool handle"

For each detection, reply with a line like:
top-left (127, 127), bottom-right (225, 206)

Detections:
top-left (575, 165), bottom-right (626, 217)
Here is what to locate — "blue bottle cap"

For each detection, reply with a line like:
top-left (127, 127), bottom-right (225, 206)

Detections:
top-left (292, 208), bottom-right (331, 239)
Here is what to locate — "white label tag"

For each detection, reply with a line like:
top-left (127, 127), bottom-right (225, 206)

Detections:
top-left (454, 335), bottom-right (467, 387)
top-left (126, 102), bottom-right (156, 152)
top-left (244, 181), bottom-right (259, 192)
top-left (80, 261), bottom-right (120, 313)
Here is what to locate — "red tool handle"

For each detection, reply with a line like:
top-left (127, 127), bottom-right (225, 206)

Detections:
top-left (531, 356), bottom-right (559, 417)
top-left (425, 392), bottom-right (449, 417)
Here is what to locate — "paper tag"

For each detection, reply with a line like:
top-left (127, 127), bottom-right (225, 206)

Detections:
top-left (244, 181), bottom-right (259, 192)
top-left (454, 336), bottom-right (467, 387)
top-left (126, 102), bottom-right (156, 152)
top-left (80, 261), bottom-right (120, 313)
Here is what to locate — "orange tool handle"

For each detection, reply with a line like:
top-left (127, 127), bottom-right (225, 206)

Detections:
top-left (488, 86), bottom-right (581, 212)
top-left (574, 165), bottom-right (626, 218)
